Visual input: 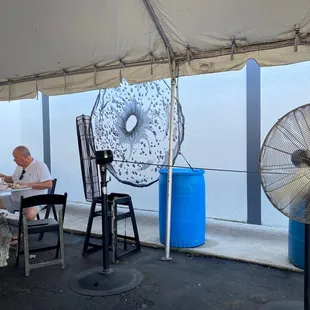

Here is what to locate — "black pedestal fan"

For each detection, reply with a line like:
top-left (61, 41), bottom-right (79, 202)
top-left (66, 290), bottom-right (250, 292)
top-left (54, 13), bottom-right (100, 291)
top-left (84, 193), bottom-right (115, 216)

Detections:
top-left (69, 149), bottom-right (143, 296)
top-left (259, 104), bottom-right (310, 309)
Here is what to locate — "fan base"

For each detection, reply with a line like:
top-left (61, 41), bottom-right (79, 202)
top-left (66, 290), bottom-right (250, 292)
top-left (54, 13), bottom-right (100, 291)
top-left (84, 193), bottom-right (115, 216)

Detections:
top-left (69, 266), bottom-right (143, 296)
top-left (259, 300), bottom-right (303, 309)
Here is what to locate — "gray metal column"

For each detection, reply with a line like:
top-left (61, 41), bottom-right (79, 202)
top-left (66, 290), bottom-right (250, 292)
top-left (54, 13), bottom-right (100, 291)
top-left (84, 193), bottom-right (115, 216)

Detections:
top-left (42, 94), bottom-right (51, 171)
top-left (246, 59), bottom-right (261, 225)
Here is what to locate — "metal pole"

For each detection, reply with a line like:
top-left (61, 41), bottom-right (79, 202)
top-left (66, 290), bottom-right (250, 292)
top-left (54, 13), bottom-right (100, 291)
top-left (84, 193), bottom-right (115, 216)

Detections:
top-left (42, 94), bottom-right (51, 171)
top-left (305, 223), bottom-right (310, 310)
top-left (99, 164), bottom-right (112, 274)
top-left (163, 60), bottom-right (176, 261)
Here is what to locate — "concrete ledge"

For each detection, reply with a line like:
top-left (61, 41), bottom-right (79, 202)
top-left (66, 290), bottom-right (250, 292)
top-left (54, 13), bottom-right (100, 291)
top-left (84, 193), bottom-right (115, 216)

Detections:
top-left (60, 202), bottom-right (301, 272)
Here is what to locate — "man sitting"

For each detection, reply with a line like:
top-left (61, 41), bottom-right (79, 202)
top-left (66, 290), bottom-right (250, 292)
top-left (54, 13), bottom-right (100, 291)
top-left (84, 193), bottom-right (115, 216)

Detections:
top-left (0, 145), bottom-right (52, 243)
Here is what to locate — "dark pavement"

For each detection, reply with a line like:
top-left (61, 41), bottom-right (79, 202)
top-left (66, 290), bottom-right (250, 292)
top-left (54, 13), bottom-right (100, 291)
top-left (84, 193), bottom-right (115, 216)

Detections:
top-left (0, 233), bottom-right (304, 310)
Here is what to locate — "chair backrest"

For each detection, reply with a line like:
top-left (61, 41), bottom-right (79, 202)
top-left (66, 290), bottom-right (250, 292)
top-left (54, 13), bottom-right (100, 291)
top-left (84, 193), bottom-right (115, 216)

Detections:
top-left (76, 114), bottom-right (101, 201)
top-left (48, 178), bottom-right (57, 195)
top-left (21, 193), bottom-right (68, 217)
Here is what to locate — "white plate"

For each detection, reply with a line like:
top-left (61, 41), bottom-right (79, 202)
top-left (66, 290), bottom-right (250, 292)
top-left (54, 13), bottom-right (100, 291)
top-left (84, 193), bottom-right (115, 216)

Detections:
top-left (0, 184), bottom-right (8, 191)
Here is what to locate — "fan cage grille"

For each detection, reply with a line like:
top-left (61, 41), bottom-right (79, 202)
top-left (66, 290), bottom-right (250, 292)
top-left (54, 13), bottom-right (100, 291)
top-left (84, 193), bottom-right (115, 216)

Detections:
top-left (260, 103), bottom-right (310, 223)
top-left (76, 114), bottom-right (101, 202)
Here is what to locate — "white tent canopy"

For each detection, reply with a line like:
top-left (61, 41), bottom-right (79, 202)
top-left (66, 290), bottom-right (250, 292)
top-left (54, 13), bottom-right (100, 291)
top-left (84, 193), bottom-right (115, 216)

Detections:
top-left (2, 0), bottom-right (310, 260)
top-left (1, 0), bottom-right (310, 101)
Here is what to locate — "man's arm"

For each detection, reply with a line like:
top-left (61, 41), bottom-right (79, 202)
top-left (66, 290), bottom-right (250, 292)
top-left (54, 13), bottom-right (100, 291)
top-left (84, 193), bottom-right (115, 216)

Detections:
top-left (24, 180), bottom-right (53, 190)
top-left (0, 173), bottom-right (13, 184)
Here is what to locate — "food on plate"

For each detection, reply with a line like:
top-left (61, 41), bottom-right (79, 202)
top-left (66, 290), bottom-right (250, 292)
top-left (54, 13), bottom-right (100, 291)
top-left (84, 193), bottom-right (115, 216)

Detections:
top-left (7, 183), bottom-right (27, 189)
top-left (12, 184), bottom-right (26, 189)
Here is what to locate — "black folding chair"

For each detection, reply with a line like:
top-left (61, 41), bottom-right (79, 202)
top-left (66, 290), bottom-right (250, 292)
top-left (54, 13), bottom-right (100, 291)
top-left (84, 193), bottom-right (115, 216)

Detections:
top-left (16, 193), bottom-right (67, 276)
top-left (37, 178), bottom-right (58, 240)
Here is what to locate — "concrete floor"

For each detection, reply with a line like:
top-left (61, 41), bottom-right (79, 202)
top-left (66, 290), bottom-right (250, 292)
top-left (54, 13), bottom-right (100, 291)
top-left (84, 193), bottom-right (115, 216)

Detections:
top-left (0, 233), bottom-right (304, 310)
top-left (61, 202), bottom-right (300, 272)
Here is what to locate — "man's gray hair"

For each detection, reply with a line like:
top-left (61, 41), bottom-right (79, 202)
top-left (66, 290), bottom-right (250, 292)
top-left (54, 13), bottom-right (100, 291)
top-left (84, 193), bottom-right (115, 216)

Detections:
top-left (14, 146), bottom-right (31, 157)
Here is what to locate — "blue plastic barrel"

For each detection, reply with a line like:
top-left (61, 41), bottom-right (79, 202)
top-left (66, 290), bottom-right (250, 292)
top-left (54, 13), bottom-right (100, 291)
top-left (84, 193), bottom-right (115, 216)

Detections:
top-left (288, 198), bottom-right (306, 269)
top-left (288, 219), bottom-right (305, 269)
top-left (158, 167), bottom-right (206, 248)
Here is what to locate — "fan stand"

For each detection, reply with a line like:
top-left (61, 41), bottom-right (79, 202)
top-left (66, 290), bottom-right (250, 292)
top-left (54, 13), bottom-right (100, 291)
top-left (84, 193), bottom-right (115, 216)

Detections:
top-left (69, 155), bottom-right (143, 296)
top-left (259, 223), bottom-right (310, 309)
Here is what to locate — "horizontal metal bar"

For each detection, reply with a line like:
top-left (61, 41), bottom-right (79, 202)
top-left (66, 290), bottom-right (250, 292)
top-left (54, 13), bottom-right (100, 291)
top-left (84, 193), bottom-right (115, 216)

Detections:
top-left (1, 35), bottom-right (309, 87)
top-left (87, 242), bottom-right (102, 247)
top-left (29, 259), bottom-right (63, 270)
top-left (19, 246), bottom-right (58, 254)
top-left (116, 212), bottom-right (132, 220)
top-left (116, 235), bottom-right (138, 241)
top-left (115, 248), bottom-right (140, 260)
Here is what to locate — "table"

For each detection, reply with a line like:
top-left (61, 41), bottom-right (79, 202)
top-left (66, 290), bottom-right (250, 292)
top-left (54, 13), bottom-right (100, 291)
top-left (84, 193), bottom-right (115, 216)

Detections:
top-left (0, 186), bottom-right (32, 195)
top-left (0, 186), bottom-right (32, 217)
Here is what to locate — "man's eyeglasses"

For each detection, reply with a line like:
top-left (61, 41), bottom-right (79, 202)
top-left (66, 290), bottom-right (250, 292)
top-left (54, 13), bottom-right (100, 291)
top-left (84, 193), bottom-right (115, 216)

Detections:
top-left (19, 169), bottom-right (26, 180)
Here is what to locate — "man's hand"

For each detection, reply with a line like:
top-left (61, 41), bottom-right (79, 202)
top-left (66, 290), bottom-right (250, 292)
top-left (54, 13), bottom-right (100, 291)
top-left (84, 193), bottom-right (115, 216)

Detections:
top-left (0, 174), bottom-right (13, 184)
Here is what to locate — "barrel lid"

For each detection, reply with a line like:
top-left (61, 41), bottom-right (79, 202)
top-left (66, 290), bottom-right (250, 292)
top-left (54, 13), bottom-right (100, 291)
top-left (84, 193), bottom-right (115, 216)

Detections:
top-left (159, 167), bottom-right (205, 175)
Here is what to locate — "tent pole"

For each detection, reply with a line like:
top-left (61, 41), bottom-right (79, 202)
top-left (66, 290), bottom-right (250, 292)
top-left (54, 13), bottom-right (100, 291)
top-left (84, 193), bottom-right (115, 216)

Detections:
top-left (163, 60), bottom-right (176, 261)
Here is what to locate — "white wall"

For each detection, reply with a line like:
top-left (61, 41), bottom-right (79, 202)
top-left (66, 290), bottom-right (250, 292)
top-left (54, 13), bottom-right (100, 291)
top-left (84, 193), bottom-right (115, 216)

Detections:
top-left (48, 69), bottom-right (247, 222)
top-left (0, 95), bottom-right (43, 173)
top-left (49, 90), bottom-right (161, 211)
top-left (177, 71), bottom-right (247, 222)
top-left (47, 69), bottom-right (247, 222)
top-left (20, 93), bottom-right (44, 161)
top-left (2, 61), bottom-right (310, 228)
top-left (0, 100), bottom-right (21, 174)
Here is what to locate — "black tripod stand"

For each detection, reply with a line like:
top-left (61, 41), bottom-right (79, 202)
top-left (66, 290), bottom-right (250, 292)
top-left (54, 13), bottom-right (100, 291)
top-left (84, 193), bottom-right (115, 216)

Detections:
top-left (69, 150), bottom-right (143, 296)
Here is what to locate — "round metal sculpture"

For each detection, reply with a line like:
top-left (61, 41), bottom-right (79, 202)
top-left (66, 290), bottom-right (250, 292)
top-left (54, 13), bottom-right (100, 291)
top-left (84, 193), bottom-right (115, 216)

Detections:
top-left (91, 79), bottom-right (185, 187)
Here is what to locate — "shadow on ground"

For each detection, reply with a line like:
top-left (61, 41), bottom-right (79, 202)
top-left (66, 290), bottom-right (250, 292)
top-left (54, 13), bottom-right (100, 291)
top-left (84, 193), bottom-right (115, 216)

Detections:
top-left (0, 233), bottom-right (303, 310)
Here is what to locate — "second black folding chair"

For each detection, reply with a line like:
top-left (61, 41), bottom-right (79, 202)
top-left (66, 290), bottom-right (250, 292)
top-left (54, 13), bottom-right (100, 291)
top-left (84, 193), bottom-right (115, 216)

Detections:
top-left (16, 193), bottom-right (67, 276)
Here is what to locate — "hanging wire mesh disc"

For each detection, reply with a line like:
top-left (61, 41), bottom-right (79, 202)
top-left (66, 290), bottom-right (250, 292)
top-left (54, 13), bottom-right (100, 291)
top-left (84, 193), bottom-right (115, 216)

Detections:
top-left (90, 79), bottom-right (185, 187)
top-left (259, 103), bottom-right (310, 224)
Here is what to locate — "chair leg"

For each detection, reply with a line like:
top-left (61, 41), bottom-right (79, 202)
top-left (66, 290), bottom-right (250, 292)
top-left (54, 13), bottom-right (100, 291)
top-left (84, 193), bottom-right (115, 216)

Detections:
top-left (52, 205), bottom-right (58, 221)
top-left (45, 206), bottom-right (51, 219)
top-left (38, 232), bottom-right (44, 241)
top-left (82, 201), bottom-right (96, 256)
top-left (58, 210), bottom-right (65, 269)
top-left (38, 205), bottom-right (52, 241)
top-left (55, 208), bottom-right (61, 259)
top-left (15, 218), bottom-right (23, 267)
top-left (55, 237), bottom-right (60, 259)
top-left (22, 216), bottom-right (30, 277)
top-left (128, 198), bottom-right (141, 251)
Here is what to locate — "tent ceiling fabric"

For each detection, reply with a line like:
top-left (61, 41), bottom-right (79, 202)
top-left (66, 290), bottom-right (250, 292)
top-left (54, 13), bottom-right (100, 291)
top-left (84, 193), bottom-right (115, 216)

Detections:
top-left (1, 0), bottom-right (310, 101)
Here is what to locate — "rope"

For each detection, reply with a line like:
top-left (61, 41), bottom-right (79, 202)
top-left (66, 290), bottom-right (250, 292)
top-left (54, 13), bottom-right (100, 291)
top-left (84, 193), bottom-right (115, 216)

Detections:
top-left (111, 158), bottom-right (261, 174)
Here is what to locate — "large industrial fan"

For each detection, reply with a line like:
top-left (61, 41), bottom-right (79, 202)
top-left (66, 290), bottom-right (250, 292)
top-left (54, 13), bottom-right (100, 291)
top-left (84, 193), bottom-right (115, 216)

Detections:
top-left (69, 115), bottom-right (143, 296)
top-left (259, 104), bottom-right (310, 309)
